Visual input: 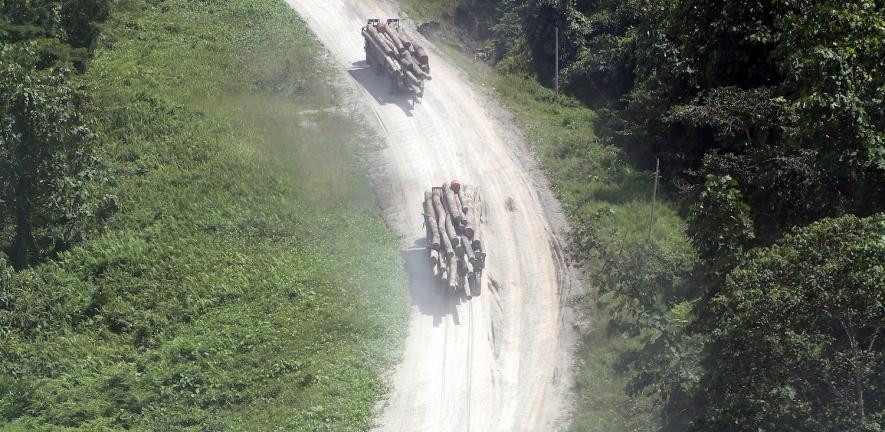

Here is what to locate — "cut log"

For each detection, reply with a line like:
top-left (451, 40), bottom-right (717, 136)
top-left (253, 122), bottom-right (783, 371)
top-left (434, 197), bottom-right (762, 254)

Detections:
top-left (455, 190), bottom-right (470, 217)
top-left (381, 31), bottom-right (399, 52)
top-left (385, 26), bottom-right (405, 51)
top-left (439, 244), bottom-right (448, 268)
top-left (443, 182), bottom-right (464, 225)
top-left (424, 183), bottom-right (483, 297)
top-left (462, 257), bottom-right (474, 275)
top-left (398, 28), bottom-right (415, 45)
top-left (454, 194), bottom-right (464, 216)
top-left (459, 185), bottom-right (477, 239)
top-left (423, 191), bottom-right (441, 250)
top-left (432, 187), bottom-right (445, 212)
top-left (375, 25), bottom-right (397, 50)
top-left (472, 239), bottom-right (485, 270)
top-left (444, 214), bottom-right (460, 248)
top-left (460, 184), bottom-right (477, 212)
top-left (405, 70), bottom-right (421, 86)
top-left (365, 37), bottom-right (401, 74)
top-left (397, 50), bottom-right (416, 69)
top-left (462, 235), bottom-right (476, 263)
top-left (366, 26), bottom-right (395, 56)
top-left (429, 248), bottom-right (440, 277)
top-left (463, 259), bottom-right (477, 297)
top-left (414, 44), bottom-right (428, 60)
top-left (362, 30), bottom-right (389, 58)
top-left (384, 52), bottom-right (402, 73)
top-left (461, 270), bottom-right (471, 299)
top-left (437, 211), bottom-right (453, 258)
top-left (439, 261), bottom-right (448, 288)
top-left (463, 220), bottom-right (476, 240)
top-left (422, 202), bottom-right (433, 240)
top-left (447, 255), bottom-right (458, 294)
top-left (432, 188), bottom-right (454, 258)
top-left (400, 50), bottom-right (432, 81)
top-left (413, 44), bottom-right (430, 69)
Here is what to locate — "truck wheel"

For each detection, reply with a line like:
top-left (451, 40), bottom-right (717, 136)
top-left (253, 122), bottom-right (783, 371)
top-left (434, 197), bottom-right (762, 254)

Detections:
top-left (375, 62), bottom-right (383, 76)
top-left (365, 51), bottom-right (372, 65)
top-left (390, 76), bottom-right (398, 94)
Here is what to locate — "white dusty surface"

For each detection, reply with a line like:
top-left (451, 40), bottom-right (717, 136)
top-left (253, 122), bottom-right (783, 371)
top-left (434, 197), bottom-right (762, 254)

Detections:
top-left (286, 1), bottom-right (577, 431)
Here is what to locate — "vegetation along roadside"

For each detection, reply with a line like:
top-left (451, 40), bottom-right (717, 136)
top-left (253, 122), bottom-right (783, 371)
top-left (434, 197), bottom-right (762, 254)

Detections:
top-left (1, 0), bottom-right (409, 430)
top-left (402, 1), bottom-right (885, 431)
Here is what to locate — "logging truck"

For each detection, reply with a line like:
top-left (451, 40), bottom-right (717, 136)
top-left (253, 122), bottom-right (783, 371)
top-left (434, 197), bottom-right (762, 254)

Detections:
top-left (423, 181), bottom-right (485, 298)
top-left (362, 19), bottom-right (431, 105)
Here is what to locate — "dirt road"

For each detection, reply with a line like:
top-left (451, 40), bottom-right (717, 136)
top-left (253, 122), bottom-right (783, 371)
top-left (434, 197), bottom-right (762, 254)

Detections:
top-left (286, 1), bottom-right (575, 430)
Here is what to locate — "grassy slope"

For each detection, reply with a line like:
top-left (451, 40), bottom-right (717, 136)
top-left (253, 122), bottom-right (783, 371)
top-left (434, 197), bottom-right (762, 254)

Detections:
top-left (401, 3), bottom-right (694, 431)
top-left (0, 0), bottom-right (408, 430)
top-left (496, 77), bottom-right (685, 432)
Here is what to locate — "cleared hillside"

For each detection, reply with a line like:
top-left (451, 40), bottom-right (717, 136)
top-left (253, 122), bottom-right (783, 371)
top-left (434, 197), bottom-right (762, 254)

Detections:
top-left (0, 0), bottom-right (409, 430)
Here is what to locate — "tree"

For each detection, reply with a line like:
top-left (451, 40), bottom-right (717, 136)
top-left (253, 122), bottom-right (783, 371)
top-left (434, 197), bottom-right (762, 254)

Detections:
top-left (691, 213), bottom-right (885, 432)
top-left (0, 47), bottom-right (99, 269)
top-left (687, 173), bottom-right (754, 277)
top-left (60, 0), bottom-right (109, 50)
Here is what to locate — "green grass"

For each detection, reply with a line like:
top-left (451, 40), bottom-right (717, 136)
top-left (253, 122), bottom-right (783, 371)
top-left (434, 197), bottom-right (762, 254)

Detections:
top-left (401, 0), bottom-right (461, 22)
top-left (0, 0), bottom-right (409, 430)
top-left (398, 1), bottom-right (697, 430)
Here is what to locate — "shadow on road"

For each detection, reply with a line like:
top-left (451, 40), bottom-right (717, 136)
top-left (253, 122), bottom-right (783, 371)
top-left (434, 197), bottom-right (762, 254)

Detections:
top-left (348, 60), bottom-right (415, 117)
top-left (402, 240), bottom-right (463, 327)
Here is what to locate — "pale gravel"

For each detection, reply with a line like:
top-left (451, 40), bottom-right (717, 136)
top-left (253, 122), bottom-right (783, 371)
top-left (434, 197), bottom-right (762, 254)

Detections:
top-left (285, 1), bottom-right (581, 430)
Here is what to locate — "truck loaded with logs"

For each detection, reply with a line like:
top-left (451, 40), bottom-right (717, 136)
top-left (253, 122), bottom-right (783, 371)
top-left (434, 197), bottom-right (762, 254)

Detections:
top-left (362, 18), bottom-right (431, 105)
top-left (423, 181), bottom-right (486, 299)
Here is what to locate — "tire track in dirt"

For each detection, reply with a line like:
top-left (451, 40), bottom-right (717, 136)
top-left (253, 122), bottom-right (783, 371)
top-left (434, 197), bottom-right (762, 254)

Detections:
top-left (286, 1), bottom-right (579, 430)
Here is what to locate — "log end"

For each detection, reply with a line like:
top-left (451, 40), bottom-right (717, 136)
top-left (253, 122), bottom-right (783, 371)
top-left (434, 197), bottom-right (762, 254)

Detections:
top-left (464, 227), bottom-right (475, 239)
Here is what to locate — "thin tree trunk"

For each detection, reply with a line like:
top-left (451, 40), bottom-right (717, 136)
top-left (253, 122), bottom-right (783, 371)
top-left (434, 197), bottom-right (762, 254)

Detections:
top-left (13, 186), bottom-right (34, 269)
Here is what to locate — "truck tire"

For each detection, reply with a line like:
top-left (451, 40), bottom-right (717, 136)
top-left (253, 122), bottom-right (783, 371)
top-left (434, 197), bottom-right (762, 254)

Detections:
top-left (375, 62), bottom-right (383, 76)
top-left (365, 47), bottom-right (372, 65)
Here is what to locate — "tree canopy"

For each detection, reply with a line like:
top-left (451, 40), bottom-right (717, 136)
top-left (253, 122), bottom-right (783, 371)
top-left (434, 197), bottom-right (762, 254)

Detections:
top-left (442, 0), bottom-right (885, 430)
top-left (489, 0), bottom-right (885, 244)
top-left (0, 49), bottom-right (101, 268)
top-left (1, 0), bottom-right (110, 268)
top-left (696, 214), bottom-right (885, 431)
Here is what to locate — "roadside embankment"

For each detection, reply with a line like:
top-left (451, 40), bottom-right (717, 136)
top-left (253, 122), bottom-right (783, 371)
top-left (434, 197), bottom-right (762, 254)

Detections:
top-left (0, 1), bottom-right (409, 430)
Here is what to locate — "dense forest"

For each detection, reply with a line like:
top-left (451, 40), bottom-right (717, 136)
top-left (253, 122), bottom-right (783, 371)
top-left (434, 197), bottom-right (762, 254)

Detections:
top-left (420, 0), bottom-right (884, 430)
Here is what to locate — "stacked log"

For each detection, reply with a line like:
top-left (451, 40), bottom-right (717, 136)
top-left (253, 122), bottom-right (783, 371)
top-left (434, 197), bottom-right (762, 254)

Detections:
top-left (399, 50), bottom-right (432, 81)
top-left (423, 182), bottom-right (485, 298)
top-left (381, 24), bottom-right (405, 51)
top-left (362, 20), bottom-right (431, 97)
top-left (423, 191), bottom-right (440, 250)
top-left (395, 27), bottom-right (430, 73)
top-left (365, 25), bottom-right (395, 56)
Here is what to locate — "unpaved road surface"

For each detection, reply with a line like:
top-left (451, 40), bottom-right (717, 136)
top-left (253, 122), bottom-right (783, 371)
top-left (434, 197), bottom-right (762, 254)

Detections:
top-left (286, 1), bottom-right (576, 431)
